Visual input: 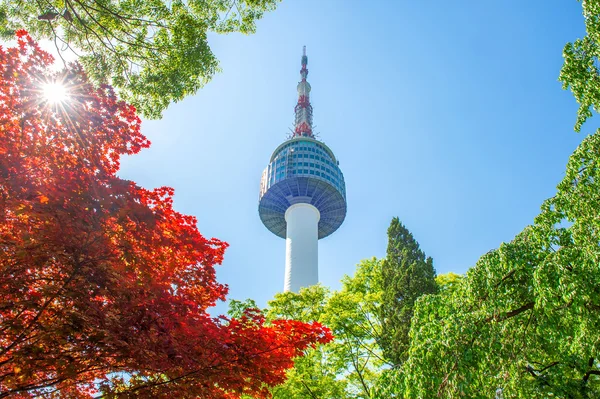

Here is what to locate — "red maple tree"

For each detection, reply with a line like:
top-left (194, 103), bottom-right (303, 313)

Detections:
top-left (0, 32), bottom-right (332, 398)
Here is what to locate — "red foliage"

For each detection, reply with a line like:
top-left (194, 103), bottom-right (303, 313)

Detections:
top-left (0, 33), bottom-right (332, 398)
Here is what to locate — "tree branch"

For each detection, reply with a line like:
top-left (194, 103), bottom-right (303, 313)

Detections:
top-left (486, 302), bottom-right (534, 323)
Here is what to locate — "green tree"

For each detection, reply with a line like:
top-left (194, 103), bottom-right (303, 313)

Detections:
top-left (263, 286), bottom-right (349, 399)
top-left (393, 129), bottom-right (600, 396)
top-left (379, 218), bottom-right (438, 367)
top-left (435, 272), bottom-right (463, 292)
top-left (236, 258), bottom-right (386, 399)
top-left (0, 0), bottom-right (279, 118)
top-left (374, 2), bottom-right (600, 397)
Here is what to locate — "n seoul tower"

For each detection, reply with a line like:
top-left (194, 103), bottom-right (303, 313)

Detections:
top-left (259, 47), bottom-right (347, 293)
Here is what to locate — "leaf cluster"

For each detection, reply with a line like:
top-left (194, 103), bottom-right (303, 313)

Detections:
top-left (0, 0), bottom-right (280, 118)
top-left (560, 0), bottom-right (600, 131)
top-left (236, 258), bottom-right (387, 399)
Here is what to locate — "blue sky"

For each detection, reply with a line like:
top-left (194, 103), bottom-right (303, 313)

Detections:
top-left (118, 0), bottom-right (589, 311)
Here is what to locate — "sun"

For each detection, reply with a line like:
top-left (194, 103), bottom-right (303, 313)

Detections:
top-left (42, 82), bottom-right (68, 103)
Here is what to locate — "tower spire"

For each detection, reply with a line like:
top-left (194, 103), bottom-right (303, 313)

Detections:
top-left (294, 46), bottom-right (314, 138)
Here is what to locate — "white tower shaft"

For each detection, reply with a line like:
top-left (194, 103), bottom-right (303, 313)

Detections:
top-left (284, 203), bottom-right (320, 292)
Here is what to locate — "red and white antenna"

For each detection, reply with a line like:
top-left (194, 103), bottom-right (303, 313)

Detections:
top-left (294, 46), bottom-right (314, 138)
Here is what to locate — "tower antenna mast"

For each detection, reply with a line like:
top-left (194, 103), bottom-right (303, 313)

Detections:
top-left (294, 46), bottom-right (314, 138)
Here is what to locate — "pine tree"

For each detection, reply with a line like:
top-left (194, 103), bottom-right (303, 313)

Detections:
top-left (379, 217), bottom-right (438, 367)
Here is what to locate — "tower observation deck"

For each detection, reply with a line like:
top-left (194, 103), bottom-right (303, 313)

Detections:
top-left (258, 47), bottom-right (347, 292)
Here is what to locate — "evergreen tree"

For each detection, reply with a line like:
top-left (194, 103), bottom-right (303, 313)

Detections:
top-left (379, 217), bottom-right (438, 367)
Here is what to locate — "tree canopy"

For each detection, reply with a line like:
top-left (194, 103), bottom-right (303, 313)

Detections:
top-left (375, 2), bottom-right (600, 394)
top-left (235, 258), bottom-right (387, 399)
top-left (380, 127), bottom-right (600, 397)
top-left (0, 33), bottom-right (330, 398)
top-left (0, 0), bottom-right (280, 118)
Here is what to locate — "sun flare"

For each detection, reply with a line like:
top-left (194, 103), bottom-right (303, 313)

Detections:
top-left (42, 82), bottom-right (68, 103)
